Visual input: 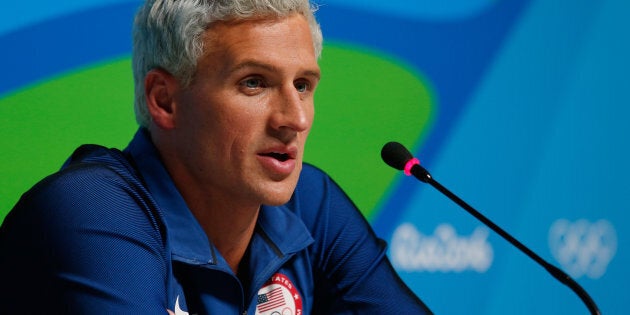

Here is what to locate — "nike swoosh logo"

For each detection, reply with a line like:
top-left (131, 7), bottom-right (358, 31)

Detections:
top-left (175, 296), bottom-right (189, 315)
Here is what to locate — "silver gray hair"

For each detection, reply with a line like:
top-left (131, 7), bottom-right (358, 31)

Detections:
top-left (132, 0), bottom-right (323, 127)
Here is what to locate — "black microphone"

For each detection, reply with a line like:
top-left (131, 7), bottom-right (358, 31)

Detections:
top-left (381, 141), bottom-right (601, 315)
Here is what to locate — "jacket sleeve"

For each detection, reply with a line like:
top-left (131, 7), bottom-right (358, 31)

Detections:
top-left (294, 164), bottom-right (433, 314)
top-left (0, 164), bottom-right (170, 314)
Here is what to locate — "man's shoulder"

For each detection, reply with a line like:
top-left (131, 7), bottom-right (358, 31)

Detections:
top-left (292, 162), bottom-right (359, 221)
top-left (5, 144), bottom-right (156, 232)
top-left (31, 144), bottom-right (139, 202)
top-left (299, 162), bottom-right (328, 182)
top-left (1, 143), bottom-right (167, 263)
top-left (295, 162), bottom-right (335, 200)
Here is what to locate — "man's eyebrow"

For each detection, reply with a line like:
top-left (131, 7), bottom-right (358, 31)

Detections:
top-left (303, 69), bottom-right (322, 80)
top-left (228, 60), bottom-right (277, 74)
top-left (227, 60), bottom-right (321, 80)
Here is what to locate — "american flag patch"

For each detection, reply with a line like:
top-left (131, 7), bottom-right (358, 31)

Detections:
top-left (255, 273), bottom-right (302, 315)
top-left (257, 287), bottom-right (286, 312)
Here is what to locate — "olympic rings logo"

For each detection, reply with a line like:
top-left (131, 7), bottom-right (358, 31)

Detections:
top-left (548, 219), bottom-right (617, 279)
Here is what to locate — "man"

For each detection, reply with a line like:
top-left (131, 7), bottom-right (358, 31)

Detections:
top-left (0, 0), bottom-right (432, 314)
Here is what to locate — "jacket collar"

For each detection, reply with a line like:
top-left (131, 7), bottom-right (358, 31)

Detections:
top-left (124, 129), bottom-right (313, 267)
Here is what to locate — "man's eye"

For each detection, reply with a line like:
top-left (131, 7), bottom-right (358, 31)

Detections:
top-left (242, 78), bottom-right (263, 89)
top-left (295, 81), bottom-right (309, 93)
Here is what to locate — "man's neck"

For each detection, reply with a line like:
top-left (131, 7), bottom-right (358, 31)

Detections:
top-left (153, 135), bottom-right (260, 274)
top-left (188, 197), bottom-right (260, 274)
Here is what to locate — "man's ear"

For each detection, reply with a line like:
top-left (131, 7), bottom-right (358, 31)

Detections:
top-left (145, 69), bottom-right (179, 130)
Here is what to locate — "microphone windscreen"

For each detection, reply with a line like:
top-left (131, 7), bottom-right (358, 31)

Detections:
top-left (381, 141), bottom-right (413, 170)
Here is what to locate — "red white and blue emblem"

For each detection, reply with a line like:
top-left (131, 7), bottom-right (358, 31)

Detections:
top-left (255, 273), bottom-right (302, 315)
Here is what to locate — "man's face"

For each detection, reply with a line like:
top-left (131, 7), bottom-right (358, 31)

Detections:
top-left (170, 14), bottom-right (320, 207)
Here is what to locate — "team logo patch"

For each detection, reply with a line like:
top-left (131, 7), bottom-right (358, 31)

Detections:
top-left (255, 273), bottom-right (302, 315)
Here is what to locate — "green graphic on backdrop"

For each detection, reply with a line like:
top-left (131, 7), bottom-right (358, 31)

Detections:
top-left (0, 57), bottom-right (138, 220)
top-left (0, 44), bottom-right (434, 221)
top-left (309, 43), bottom-right (434, 219)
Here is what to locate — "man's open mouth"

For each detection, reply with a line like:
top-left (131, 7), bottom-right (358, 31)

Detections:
top-left (260, 152), bottom-right (291, 162)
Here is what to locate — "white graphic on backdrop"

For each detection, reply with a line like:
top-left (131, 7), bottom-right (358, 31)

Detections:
top-left (548, 219), bottom-right (617, 279)
top-left (390, 223), bottom-right (493, 273)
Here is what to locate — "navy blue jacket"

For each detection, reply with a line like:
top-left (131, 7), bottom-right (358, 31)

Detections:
top-left (0, 129), bottom-right (431, 314)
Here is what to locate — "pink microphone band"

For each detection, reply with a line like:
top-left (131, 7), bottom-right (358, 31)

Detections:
top-left (404, 158), bottom-right (420, 176)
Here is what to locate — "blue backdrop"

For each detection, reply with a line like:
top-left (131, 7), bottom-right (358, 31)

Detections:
top-left (2, 0), bottom-right (628, 314)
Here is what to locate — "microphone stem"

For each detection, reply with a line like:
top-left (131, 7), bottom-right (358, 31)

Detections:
top-left (413, 166), bottom-right (600, 315)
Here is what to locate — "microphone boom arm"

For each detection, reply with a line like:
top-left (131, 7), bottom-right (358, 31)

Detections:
top-left (409, 163), bottom-right (601, 315)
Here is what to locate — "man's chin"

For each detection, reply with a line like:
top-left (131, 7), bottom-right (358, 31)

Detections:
top-left (260, 182), bottom-right (299, 206)
top-left (262, 192), bottom-right (295, 206)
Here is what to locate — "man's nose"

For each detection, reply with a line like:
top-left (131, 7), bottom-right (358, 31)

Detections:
top-left (269, 84), bottom-right (313, 133)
